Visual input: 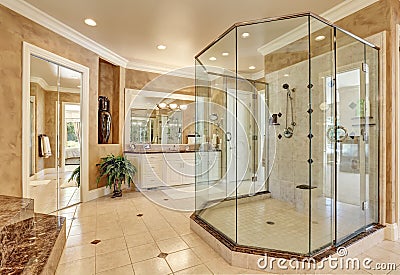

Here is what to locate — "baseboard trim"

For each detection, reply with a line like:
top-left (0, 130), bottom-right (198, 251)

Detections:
top-left (83, 186), bottom-right (111, 202)
top-left (384, 223), bottom-right (399, 241)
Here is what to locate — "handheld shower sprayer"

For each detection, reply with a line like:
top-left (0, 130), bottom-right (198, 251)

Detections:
top-left (282, 83), bottom-right (296, 138)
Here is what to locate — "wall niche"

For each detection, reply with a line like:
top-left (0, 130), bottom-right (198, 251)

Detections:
top-left (98, 58), bottom-right (121, 144)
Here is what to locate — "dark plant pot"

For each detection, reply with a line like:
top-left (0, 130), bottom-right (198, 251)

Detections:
top-left (112, 183), bottom-right (122, 198)
top-left (98, 96), bottom-right (112, 144)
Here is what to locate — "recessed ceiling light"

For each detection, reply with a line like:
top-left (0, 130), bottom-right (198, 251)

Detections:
top-left (157, 44), bottom-right (167, 50)
top-left (84, 18), bottom-right (97, 27)
top-left (249, 66), bottom-right (256, 70)
top-left (209, 57), bottom-right (217, 61)
top-left (284, 74), bottom-right (289, 77)
top-left (222, 52), bottom-right (229, 56)
top-left (241, 32), bottom-right (250, 38)
top-left (315, 35), bottom-right (326, 41)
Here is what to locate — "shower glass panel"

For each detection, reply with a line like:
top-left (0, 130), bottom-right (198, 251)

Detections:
top-left (335, 30), bottom-right (367, 243)
top-left (194, 13), bottom-right (380, 256)
top-left (309, 17), bottom-right (335, 253)
top-left (365, 46), bottom-right (379, 227)
top-left (195, 27), bottom-right (237, 241)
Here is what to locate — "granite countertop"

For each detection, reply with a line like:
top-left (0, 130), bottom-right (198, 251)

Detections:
top-left (1, 214), bottom-right (65, 275)
top-left (0, 196), bottom-right (34, 229)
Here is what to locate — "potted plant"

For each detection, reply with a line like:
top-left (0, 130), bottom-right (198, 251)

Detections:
top-left (68, 166), bottom-right (80, 187)
top-left (96, 154), bottom-right (137, 198)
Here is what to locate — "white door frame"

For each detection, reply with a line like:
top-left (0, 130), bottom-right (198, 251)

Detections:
top-left (22, 42), bottom-right (90, 203)
top-left (396, 25), bottom-right (400, 239)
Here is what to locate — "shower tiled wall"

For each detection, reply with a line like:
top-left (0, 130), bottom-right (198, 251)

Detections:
top-left (265, 41), bottom-right (379, 215)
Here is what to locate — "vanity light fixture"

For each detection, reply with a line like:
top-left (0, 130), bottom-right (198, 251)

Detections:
top-left (209, 57), bottom-right (217, 61)
top-left (315, 35), bottom-right (326, 41)
top-left (157, 44), bottom-right (167, 50)
top-left (169, 103), bottom-right (178, 109)
top-left (222, 52), bottom-right (229, 56)
top-left (84, 18), bottom-right (97, 26)
top-left (158, 102), bottom-right (167, 109)
top-left (156, 103), bottom-right (188, 111)
top-left (241, 32), bottom-right (250, 38)
top-left (249, 66), bottom-right (256, 70)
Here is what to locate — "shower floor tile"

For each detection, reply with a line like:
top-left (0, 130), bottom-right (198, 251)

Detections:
top-left (200, 196), bottom-right (365, 254)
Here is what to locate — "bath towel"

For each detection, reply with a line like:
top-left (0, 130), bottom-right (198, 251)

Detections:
top-left (41, 135), bottom-right (52, 158)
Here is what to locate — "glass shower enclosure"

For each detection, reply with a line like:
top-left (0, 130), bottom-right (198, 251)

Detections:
top-left (194, 12), bottom-right (379, 256)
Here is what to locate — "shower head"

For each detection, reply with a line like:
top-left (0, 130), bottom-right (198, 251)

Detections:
top-left (282, 83), bottom-right (289, 90)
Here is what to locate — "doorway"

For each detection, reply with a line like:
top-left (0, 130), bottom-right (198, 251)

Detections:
top-left (26, 56), bottom-right (81, 213)
top-left (22, 43), bottom-right (89, 214)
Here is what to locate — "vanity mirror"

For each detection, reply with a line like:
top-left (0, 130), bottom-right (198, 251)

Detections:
top-left (124, 89), bottom-right (194, 146)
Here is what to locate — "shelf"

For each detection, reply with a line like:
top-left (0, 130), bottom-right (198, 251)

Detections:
top-left (351, 116), bottom-right (373, 120)
top-left (351, 123), bottom-right (376, 127)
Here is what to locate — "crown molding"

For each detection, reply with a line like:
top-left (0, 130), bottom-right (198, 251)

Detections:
top-left (1, 0), bottom-right (378, 75)
top-left (30, 76), bottom-right (80, 94)
top-left (127, 59), bottom-right (195, 79)
top-left (321, 0), bottom-right (378, 23)
top-left (258, 0), bottom-right (379, 56)
top-left (0, 0), bottom-right (129, 67)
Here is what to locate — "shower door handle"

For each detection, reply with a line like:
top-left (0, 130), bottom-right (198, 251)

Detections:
top-left (327, 125), bottom-right (348, 142)
top-left (226, 132), bottom-right (232, 141)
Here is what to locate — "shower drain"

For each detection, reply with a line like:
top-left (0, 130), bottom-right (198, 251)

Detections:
top-left (266, 221), bottom-right (275, 225)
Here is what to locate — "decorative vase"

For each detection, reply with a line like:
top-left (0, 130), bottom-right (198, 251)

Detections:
top-left (98, 96), bottom-right (112, 144)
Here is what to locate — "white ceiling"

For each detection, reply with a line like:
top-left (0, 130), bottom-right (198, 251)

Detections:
top-left (31, 55), bottom-right (81, 91)
top-left (22, 0), bottom-right (345, 69)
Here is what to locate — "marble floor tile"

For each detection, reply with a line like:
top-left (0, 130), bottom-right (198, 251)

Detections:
top-left (156, 236), bottom-right (189, 253)
top-left (95, 236), bottom-right (127, 255)
top-left (166, 248), bottom-right (202, 272)
top-left (128, 243), bottom-right (161, 263)
top-left (95, 249), bottom-right (131, 273)
top-left (65, 232), bottom-right (96, 247)
top-left (96, 264), bottom-right (135, 275)
top-left (132, 258), bottom-right (172, 275)
top-left (56, 256), bottom-right (95, 275)
top-left (181, 233), bottom-right (207, 248)
top-left (59, 244), bottom-right (95, 264)
top-left (54, 190), bottom-right (395, 275)
top-left (124, 231), bottom-right (155, 248)
top-left (150, 227), bottom-right (179, 242)
top-left (174, 264), bottom-right (213, 274)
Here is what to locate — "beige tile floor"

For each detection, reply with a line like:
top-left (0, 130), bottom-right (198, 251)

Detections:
top-left (28, 165), bottom-right (80, 214)
top-left (55, 190), bottom-right (400, 275)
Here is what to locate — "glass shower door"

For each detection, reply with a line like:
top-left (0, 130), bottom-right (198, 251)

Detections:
top-left (335, 31), bottom-right (369, 243)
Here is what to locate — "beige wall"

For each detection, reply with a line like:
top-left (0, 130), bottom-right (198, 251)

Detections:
top-left (0, 4), bottom-right (123, 195)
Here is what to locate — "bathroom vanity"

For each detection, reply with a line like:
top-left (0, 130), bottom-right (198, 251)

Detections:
top-left (125, 148), bottom-right (221, 189)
